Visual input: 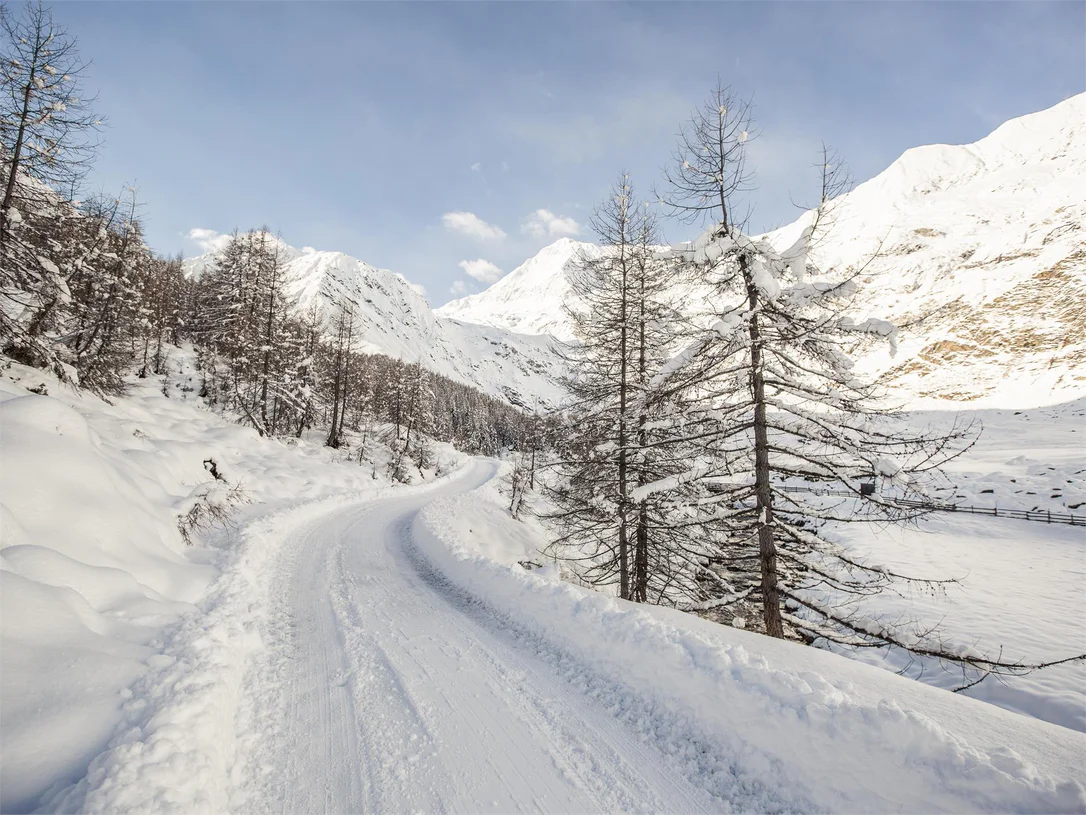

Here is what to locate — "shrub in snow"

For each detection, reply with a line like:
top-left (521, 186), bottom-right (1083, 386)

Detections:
top-left (175, 461), bottom-right (248, 546)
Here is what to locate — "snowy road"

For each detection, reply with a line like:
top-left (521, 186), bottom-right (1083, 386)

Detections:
top-left (235, 460), bottom-right (716, 814)
top-left (28, 457), bottom-right (1086, 814)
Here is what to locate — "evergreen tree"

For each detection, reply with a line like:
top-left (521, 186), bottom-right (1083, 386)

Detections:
top-left (655, 84), bottom-right (981, 648)
top-left (546, 175), bottom-right (723, 603)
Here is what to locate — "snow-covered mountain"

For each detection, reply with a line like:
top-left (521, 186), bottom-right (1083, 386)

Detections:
top-left (184, 246), bottom-right (564, 409)
top-left (438, 238), bottom-right (600, 340)
top-left (437, 94), bottom-right (1086, 408)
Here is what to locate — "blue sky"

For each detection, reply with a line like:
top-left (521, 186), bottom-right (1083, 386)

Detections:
top-left (56, 1), bottom-right (1085, 305)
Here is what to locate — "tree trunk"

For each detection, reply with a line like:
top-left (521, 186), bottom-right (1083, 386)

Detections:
top-left (337, 318), bottom-right (353, 440)
top-left (617, 242), bottom-right (630, 600)
top-left (326, 345), bottom-right (342, 448)
top-left (633, 261), bottom-right (649, 602)
top-left (634, 503), bottom-right (649, 602)
top-left (743, 253), bottom-right (784, 638)
top-left (260, 303), bottom-right (273, 433)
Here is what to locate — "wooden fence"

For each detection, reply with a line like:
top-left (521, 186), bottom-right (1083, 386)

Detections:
top-left (772, 484), bottom-right (1085, 527)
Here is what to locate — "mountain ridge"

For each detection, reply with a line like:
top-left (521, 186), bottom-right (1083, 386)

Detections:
top-left (183, 245), bottom-right (565, 410)
top-left (436, 93), bottom-right (1086, 408)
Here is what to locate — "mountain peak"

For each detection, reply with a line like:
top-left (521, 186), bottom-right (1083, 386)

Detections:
top-left (180, 237), bottom-right (565, 407)
top-left (437, 238), bottom-right (601, 340)
top-left (438, 95), bottom-right (1086, 407)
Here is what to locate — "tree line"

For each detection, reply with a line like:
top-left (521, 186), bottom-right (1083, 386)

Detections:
top-left (0, 2), bottom-right (544, 474)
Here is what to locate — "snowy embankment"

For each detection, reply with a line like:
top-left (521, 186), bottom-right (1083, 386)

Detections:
top-left (38, 465), bottom-right (477, 815)
top-left (0, 353), bottom-right (465, 813)
top-left (414, 471), bottom-right (1086, 813)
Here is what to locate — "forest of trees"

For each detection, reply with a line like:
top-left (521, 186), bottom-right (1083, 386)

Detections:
top-left (0, 3), bottom-right (543, 477)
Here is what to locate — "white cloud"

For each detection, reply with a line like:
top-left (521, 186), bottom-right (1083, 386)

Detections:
top-left (457, 258), bottom-right (503, 284)
top-left (521, 209), bottom-right (581, 239)
top-left (186, 227), bottom-right (232, 254)
top-left (449, 279), bottom-right (470, 296)
top-left (441, 210), bottom-right (506, 241)
top-left (302, 245), bottom-right (317, 254)
top-left (470, 162), bottom-right (482, 172)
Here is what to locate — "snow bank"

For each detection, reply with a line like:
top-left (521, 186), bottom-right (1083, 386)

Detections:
top-left (0, 352), bottom-right (466, 812)
top-left (0, 388), bottom-right (211, 812)
top-left (39, 459), bottom-right (475, 815)
top-left (413, 475), bottom-right (1086, 813)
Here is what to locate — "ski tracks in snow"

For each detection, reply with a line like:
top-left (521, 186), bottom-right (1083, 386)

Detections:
top-left (234, 461), bottom-right (720, 814)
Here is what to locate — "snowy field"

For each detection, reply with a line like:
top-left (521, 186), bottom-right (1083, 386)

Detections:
top-left (2, 356), bottom-right (1083, 813)
top-left (824, 398), bottom-right (1086, 730)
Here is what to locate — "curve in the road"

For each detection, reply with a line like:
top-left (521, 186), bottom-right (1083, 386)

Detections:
top-left (233, 461), bottom-right (723, 814)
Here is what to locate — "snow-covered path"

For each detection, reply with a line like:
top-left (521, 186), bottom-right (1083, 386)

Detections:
top-left (44, 456), bottom-right (1083, 814)
top-left (235, 460), bottom-right (715, 814)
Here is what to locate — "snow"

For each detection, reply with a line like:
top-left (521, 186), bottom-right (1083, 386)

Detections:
top-left (3, 358), bottom-right (1084, 812)
top-left (36, 255), bottom-right (60, 275)
top-left (831, 512), bottom-right (1085, 730)
top-left (820, 398), bottom-right (1086, 730)
top-left (0, 352), bottom-right (465, 812)
top-left (629, 465), bottom-right (711, 503)
top-left (413, 469), bottom-right (1086, 813)
top-left (841, 316), bottom-right (899, 355)
top-left (747, 256), bottom-right (781, 300)
top-left (649, 332), bottom-right (712, 390)
top-left (439, 93), bottom-right (1086, 410)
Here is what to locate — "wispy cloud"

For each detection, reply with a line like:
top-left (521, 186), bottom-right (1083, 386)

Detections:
top-left (522, 209), bottom-right (581, 239)
top-left (470, 162), bottom-right (482, 172)
top-left (449, 279), bottom-right (470, 296)
top-left (442, 211), bottom-right (506, 241)
top-left (457, 258), bottom-right (503, 283)
top-left (186, 227), bottom-right (232, 254)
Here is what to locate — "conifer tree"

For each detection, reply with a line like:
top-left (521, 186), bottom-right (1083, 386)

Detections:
top-left (655, 84), bottom-right (982, 648)
top-left (546, 175), bottom-right (725, 603)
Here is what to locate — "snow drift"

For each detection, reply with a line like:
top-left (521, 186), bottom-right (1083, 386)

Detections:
top-left (413, 471), bottom-right (1086, 813)
top-left (0, 352), bottom-right (466, 812)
